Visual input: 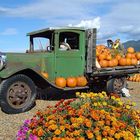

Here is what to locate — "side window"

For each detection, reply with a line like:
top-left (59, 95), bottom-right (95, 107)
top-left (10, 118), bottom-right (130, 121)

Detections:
top-left (34, 37), bottom-right (50, 51)
top-left (59, 32), bottom-right (79, 50)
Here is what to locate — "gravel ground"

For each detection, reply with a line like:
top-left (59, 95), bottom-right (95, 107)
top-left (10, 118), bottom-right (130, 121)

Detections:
top-left (0, 81), bottom-right (140, 140)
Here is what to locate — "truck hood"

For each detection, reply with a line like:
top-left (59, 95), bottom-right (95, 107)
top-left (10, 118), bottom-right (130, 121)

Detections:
top-left (0, 52), bottom-right (42, 78)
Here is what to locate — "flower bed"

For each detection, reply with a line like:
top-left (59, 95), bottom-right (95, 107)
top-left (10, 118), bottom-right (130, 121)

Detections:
top-left (16, 92), bottom-right (140, 140)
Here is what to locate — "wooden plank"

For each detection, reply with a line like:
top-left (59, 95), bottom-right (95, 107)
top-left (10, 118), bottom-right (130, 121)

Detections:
top-left (86, 28), bottom-right (97, 73)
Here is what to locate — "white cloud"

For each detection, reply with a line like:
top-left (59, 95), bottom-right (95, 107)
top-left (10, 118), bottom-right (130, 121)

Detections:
top-left (68, 17), bottom-right (101, 29)
top-left (0, 28), bottom-right (18, 35)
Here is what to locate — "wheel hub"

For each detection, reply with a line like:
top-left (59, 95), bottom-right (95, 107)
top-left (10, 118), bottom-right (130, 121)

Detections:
top-left (7, 82), bottom-right (31, 109)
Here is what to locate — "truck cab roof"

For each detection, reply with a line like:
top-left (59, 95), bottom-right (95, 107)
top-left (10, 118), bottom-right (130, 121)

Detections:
top-left (27, 27), bottom-right (86, 37)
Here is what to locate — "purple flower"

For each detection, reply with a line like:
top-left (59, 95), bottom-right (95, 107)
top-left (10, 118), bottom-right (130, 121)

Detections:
top-left (24, 119), bottom-right (31, 125)
top-left (29, 134), bottom-right (38, 140)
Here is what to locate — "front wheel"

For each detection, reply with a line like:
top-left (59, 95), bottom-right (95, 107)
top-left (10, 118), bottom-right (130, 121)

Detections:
top-left (106, 77), bottom-right (127, 95)
top-left (0, 74), bottom-right (37, 114)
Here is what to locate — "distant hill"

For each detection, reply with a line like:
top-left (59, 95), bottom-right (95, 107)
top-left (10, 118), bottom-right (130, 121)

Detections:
top-left (123, 40), bottom-right (140, 52)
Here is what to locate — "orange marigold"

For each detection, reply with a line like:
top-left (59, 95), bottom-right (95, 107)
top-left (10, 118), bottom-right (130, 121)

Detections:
top-left (86, 130), bottom-right (94, 139)
top-left (37, 128), bottom-right (44, 137)
top-left (54, 129), bottom-right (61, 135)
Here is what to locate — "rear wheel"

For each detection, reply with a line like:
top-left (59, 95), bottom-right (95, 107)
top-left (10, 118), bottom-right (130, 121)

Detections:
top-left (0, 74), bottom-right (37, 114)
top-left (107, 77), bottom-right (127, 95)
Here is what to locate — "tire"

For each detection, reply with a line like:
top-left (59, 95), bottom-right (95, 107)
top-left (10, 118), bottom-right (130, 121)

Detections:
top-left (106, 77), bottom-right (127, 94)
top-left (0, 74), bottom-right (37, 114)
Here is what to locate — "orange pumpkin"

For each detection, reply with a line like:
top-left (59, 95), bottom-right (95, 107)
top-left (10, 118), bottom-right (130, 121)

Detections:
top-left (131, 53), bottom-right (136, 59)
top-left (98, 54), bottom-right (106, 60)
top-left (136, 52), bottom-right (140, 60)
top-left (96, 45), bottom-right (106, 50)
top-left (112, 58), bottom-right (118, 67)
top-left (108, 60), bottom-right (115, 67)
top-left (131, 58), bottom-right (138, 65)
top-left (106, 55), bottom-right (112, 61)
top-left (115, 54), bottom-right (121, 60)
top-left (41, 72), bottom-right (49, 79)
top-left (99, 60), bottom-right (108, 68)
top-left (55, 77), bottom-right (66, 88)
top-left (76, 76), bottom-right (88, 87)
top-left (126, 53), bottom-right (132, 59)
top-left (126, 58), bottom-right (131, 66)
top-left (66, 77), bottom-right (77, 87)
top-left (119, 58), bottom-right (127, 66)
top-left (127, 47), bottom-right (135, 53)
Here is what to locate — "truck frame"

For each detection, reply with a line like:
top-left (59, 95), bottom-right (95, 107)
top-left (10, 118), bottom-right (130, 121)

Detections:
top-left (0, 27), bottom-right (140, 114)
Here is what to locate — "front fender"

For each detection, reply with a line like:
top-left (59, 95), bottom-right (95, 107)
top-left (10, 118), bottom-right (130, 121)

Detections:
top-left (0, 62), bottom-right (39, 79)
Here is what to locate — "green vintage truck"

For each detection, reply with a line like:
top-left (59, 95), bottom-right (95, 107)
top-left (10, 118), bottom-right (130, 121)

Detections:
top-left (0, 27), bottom-right (140, 114)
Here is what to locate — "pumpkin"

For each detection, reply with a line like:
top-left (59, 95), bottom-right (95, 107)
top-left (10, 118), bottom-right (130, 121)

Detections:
top-left (136, 52), bottom-right (140, 60)
top-left (131, 53), bottom-right (136, 59)
top-left (119, 58), bottom-right (127, 66)
top-left (55, 77), bottom-right (66, 88)
top-left (41, 72), bottom-right (49, 79)
top-left (108, 60), bottom-right (115, 67)
top-left (96, 45), bottom-right (106, 50)
top-left (112, 58), bottom-right (118, 67)
top-left (127, 47), bottom-right (135, 53)
top-left (106, 55), bottom-right (112, 61)
top-left (98, 53), bottom-right (106, 60)
top-left (126, 53), bottom-right (132, 59)
top-left (76, 76), bottom-right (87, 87)
top-left (66, 77), bottom-right (77, 87)
top-left (131, 58), bottom-right (138, 65)
top-left (99, 60), bottom-right (108, 68)
top-left (126, 58), bottom-right (131, 66)
top-left (115, 54), bottom-right (121, 60)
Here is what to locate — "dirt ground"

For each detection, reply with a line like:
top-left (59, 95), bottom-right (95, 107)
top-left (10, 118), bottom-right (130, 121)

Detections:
top-left (0, 81), bottom-right (140, 140)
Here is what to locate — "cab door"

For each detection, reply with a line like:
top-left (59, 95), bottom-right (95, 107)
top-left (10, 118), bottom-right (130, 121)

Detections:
top-left (55, 30), bottom-right (85, 78)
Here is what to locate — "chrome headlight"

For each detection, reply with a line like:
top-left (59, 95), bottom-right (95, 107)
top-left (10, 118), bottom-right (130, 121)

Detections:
top-left (0, 53), bottom-right (7, 71)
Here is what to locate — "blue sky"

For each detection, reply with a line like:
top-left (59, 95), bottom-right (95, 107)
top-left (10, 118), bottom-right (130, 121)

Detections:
top-left (0, 0), bottom-right (140, 52)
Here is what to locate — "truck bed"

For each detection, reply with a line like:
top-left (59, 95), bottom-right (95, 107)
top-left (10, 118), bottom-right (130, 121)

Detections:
top-left (93, 65), bottom-right (140, 76)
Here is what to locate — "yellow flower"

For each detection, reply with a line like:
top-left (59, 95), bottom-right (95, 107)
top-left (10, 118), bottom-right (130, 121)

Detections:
top-left (73, 130), bottom-right (81, 136)
top-left (98, 93), bottom-right (104, 98)
top-left (131, 102), bottom-right (136, 106)
top-left (54, 129), bottom-right (61, 135)
top-left (111, 96), bottom-right (116, 100)
top-left (102, 91), bottom-right (107, 96)
top-left (118, 101), bottom-right (123, 106)
top-left (97, 102), bottom-right (101, 106)
top-left (93, 102), bottom-right (98, 106)
top-left (77, 117), bottom-right (84, 123)
top-left (114, 133), bottom-right (121, 139)
top-left (102, 101), bottom-right (107, 106)
top-left (126, 105), bottom-right (131, 109)
top-left (48, 120), bottom-right (56, 125)
top-left (48, 124), bottom-right (58, 131)
top-left (72, 123), bottom-right (79, 128)
top-left (76, 92), bottom-right (80, 97)
top-left (60, 125), bottom-right (65, 131)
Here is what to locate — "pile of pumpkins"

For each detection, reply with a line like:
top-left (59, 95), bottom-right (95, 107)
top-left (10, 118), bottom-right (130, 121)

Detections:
top-left (127, 74), bottom-right (140, 82)
top-left (96, 45), bottom-right (140, 68)
top-left (55, 76), bottom-right (87, 88)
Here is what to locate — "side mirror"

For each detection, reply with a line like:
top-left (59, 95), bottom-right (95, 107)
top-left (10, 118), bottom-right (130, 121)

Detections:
top-left (46, 46), bottom-right (53, 52)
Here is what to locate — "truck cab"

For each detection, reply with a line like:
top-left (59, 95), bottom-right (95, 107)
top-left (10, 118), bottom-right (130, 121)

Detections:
top-left (27, 27), bottom-right (86, 81)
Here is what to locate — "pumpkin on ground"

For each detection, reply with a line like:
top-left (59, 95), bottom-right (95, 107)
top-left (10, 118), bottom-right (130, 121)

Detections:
top-left (55, 77), bottom-right (66, 88)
